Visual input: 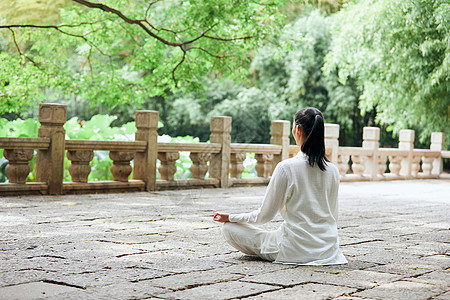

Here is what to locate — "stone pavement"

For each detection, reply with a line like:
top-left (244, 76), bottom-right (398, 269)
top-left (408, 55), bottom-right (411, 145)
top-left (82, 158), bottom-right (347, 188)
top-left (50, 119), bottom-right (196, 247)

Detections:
top-left (0, 180), bottom-right (449, 300)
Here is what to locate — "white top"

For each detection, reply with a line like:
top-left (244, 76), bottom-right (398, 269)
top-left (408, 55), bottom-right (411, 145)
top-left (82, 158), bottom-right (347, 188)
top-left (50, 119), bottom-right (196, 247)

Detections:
top-left (229, 152), bottom-right (347, 265)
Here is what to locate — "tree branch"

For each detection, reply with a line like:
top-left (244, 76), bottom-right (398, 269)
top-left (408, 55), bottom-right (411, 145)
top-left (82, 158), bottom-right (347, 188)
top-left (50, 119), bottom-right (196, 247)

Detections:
top-left (71, 0), bottom-right (251, 47)
top-left (71, 0), bottom-right (185, 46)
top-left (172, 48), bottom-right (186, 87)
top-left (8, 28), bottom-right (41, 68)
top-left (203, 34), bottom-right (254, 42)
top-left (190, 47), bottom-right (234, 60)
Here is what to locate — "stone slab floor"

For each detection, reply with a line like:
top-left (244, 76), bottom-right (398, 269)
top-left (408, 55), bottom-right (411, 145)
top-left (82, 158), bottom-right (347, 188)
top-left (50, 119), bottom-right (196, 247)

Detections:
top-left (0, 180), bottom-right (449, 300)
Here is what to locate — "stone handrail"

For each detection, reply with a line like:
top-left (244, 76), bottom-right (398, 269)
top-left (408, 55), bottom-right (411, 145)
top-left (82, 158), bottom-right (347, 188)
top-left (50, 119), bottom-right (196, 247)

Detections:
top-left (442, 150), bottom-right (450, 158)
top-left (338, 147), bottom-right (373, 156)
top-left (0, 104), bottom-right (447, 196)
top-left (157, 142), bottom-right (221, 153)
top-left (230, 143), bottom-right (282, 154)
top-left (0, 137), bottom-right (50, 149)
top-left (65, 140), bottom-right (147, 152)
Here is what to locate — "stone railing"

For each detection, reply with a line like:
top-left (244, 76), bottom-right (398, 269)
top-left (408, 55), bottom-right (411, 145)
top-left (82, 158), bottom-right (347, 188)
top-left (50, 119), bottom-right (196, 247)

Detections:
top-left (0, 104), bottom-right (447, 195)
top-left (324, 127), bottom-right (446, 181)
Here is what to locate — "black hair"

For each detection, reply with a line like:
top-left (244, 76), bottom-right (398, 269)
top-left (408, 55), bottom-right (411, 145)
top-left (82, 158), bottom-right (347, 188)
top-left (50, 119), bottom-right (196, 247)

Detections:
top-left (294, 107), bottom-right (329, 171)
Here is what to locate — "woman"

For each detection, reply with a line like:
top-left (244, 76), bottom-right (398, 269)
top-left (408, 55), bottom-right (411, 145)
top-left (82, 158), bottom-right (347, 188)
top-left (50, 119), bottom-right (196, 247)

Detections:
top-left (213, 107), bottom-right (347, 265)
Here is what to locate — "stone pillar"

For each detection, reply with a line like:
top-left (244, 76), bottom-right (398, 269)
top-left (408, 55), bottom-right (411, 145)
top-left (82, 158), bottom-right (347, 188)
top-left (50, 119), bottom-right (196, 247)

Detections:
top-left (362, 127), bottom-right (380, 180)
top-left (421, 157), bottom-right (434, 176)
top-left (36, 103), bottom-right (66, 194)
top-left (388, 155), bottom-right (401, 176)
top-left (209, 116), bottom-right (232, 188)
top-left (110, 151), bottom-right (134, 182)
top-left (338, 154), bottom-right (350, 176)
top-left (67, 150), bottom-right (94, 183)
top-left (158, 152), bottom-right (179, 181)
top-left (351, 155), bottom-right (365, 177)
top-left (4, 149), bottom-right (34, 184)
top-left (270, 120), bottom-right (290, 173)
top-left (398, 129), bottom-right (415, 178)
top-left (190, 152), bottom-right (211, 179)
top-left (430, 132), bottom-right (444, 176)
top-left (134, 110), bottom-right (159, 191)
top-left (230, 153), bottom-right (246, 179)
top-left (255, 153), bottom-right (274, 178)
top-left (325, 124), bottom-right (339, 165)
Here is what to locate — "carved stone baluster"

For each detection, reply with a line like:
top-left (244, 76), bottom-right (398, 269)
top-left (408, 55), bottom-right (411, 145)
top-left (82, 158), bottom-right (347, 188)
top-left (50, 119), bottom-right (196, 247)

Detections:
top-left (351, 155), bottom-right (365, 176)
top-left (67, 150), bottom-right (94, 183)
top-left (109, 151), bottom-right (134, 182)
top-left (338, 154), bottom-right (349, 176)
top-left (430, 132), bottom-right (444, 176)
top-left (230, 153), bottom-right (246, 179)
top-left (388, 155), bottom-right (401, 176)
top-left (190, 152), bottom-right (211, 179)
top-left (255, 153), bottom-right (274, 178)
top-left (421, 156), bottom-right (433, 176)
top-left (411, 155), bottom-right (421, 177)
top-left (378, 155), bottom-right (387, 177)
top-left (158, 152), bottom-right (179, 181)
top-left (4, 149), bottom-right (34, 184)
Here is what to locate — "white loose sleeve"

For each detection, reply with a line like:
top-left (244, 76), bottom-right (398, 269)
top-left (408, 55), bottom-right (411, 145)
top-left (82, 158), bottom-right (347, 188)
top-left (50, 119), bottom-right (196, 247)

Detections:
top-left (228, 164), bottom-right (290, 224)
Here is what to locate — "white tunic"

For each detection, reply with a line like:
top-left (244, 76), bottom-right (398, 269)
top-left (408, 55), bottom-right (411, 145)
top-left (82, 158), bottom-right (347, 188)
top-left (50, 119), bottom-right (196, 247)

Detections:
top-left (228, 152), bottom-right (347, 265)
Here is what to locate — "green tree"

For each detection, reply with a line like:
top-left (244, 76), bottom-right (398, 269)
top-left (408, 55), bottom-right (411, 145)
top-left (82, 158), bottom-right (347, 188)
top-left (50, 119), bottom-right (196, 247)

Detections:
top-left (160, 10), bottom-right (372, 145)
top-left (324, 0), bottom-right (450, 144)
top-left (0, 0), bottom-right (287, 115)
top-left (250, 10), bottom-right (365, 145)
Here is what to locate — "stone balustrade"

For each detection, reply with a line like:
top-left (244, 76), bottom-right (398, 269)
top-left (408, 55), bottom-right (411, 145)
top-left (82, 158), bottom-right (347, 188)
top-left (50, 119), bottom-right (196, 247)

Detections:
top-left (0, 103), bottom-right (448, 195)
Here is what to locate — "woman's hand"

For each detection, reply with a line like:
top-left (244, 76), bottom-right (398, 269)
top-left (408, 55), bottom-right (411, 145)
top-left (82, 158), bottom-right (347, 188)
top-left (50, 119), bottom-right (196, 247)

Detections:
top-left (213, 210), bottom-right (230, 223)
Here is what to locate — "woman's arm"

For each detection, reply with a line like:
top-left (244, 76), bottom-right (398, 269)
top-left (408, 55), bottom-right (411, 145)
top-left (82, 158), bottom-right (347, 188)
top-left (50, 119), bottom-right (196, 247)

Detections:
top-left (227, 164), bottom-right (290, 225)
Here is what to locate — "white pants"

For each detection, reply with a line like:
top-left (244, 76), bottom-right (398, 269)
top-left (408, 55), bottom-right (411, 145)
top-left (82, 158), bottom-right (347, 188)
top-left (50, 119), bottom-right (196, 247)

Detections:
top-left (221, 222), bottom-right (278, 261)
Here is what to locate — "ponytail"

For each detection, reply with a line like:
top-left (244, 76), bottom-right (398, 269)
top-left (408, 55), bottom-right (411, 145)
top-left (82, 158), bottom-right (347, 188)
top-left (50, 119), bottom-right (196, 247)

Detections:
top-left (294, 107), bottom-right (328, 171)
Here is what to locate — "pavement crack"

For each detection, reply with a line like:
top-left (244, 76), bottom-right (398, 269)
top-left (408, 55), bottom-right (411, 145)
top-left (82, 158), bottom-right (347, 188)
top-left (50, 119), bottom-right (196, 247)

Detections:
top-left (27, 255), bottom-right (66, 260)
top-left (341, 239), bottom-right (383, 246)
top-left (233, 283), bottom-right (283, 298)
top-left (43, 279), bottom-right (86, 289)
top-left (116, 251), bottom-right (150, 258)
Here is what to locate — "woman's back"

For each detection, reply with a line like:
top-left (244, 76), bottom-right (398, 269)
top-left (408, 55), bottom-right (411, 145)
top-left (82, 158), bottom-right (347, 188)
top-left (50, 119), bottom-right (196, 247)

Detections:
top-left (274, 152), bottom-right (345, 265)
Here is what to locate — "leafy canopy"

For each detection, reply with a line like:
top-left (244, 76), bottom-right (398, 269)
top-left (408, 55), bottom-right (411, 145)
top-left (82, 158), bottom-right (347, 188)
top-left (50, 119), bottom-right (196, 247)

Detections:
top-left (324, 0), bottom-right (450, 142)
top-left (0, 0), bottom-right (287, 115)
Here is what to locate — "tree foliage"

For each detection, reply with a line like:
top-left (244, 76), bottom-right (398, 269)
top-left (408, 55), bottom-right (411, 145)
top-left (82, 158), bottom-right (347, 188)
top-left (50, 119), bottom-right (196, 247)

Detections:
top-left (158, 11), bottom-right (366, 145)
top-left (0, 0), bottom-right (287, 115)
top-left (324, 0), bottom-right (450, 142)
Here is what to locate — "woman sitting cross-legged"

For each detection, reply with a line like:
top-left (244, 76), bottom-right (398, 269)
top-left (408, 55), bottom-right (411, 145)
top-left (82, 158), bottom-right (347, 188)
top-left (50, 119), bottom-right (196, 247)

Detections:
top-left (213, 107), bottom-right (347, 265)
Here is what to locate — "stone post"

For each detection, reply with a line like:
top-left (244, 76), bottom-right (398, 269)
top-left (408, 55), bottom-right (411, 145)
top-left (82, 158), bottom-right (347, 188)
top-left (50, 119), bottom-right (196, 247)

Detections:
top-left (362, 127), bottom-right (380, 180)
top-left (36, 103), bottom-right (66, 194)
top-left (270, 120), bottom-right (290, 173)
top-left (325, 124), bottom-right (339, 165)
top-left (134, 110), bottom-right (159, 191)
top-left (209, 116), bottom-right (232, 188)
top-left (399, 129), bottom-right (415, 178)
top-left (430, 132), bottom-right (444, 177)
